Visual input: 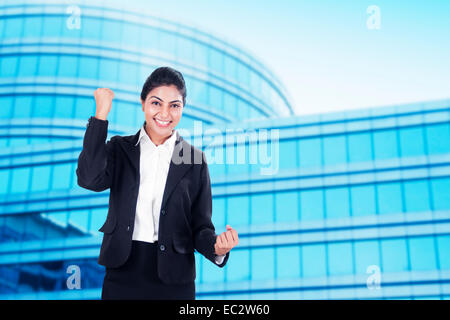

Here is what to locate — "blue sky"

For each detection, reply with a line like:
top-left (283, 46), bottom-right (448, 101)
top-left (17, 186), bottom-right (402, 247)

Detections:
top-left (117, 0), bottom-right (450, 115)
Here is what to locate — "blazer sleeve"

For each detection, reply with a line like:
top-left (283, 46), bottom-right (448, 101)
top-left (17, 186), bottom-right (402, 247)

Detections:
top-left (191, 151), bottom-right (230, 268)
top-left (76, 116), bottom-right (116, 192)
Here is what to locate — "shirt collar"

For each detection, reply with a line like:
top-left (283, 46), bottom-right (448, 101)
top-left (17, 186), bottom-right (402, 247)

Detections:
top-left (134, 121), bottom-right (177, 151)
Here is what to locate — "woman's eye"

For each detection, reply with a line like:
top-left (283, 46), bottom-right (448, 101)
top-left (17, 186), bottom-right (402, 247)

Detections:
top-left (172, 104), bottom-right (180, 108)
top-left (152, 101), bottom-right (159, 106)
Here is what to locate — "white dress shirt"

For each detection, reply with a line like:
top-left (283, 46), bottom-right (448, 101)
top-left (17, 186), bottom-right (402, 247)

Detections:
top-left (131, 123), bottom-right (225, 265)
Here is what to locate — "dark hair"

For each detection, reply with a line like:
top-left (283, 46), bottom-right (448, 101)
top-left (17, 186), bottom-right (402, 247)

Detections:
top-left (140, 66), bottom-right (186, 106)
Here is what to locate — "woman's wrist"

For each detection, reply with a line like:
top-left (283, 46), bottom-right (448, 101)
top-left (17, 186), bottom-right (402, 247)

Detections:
top-left (95, 113), bottom-right (108, 121)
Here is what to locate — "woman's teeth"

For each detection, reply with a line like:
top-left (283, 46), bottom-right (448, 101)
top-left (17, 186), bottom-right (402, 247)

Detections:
top-left (154, 118), bottom-right (171, 127)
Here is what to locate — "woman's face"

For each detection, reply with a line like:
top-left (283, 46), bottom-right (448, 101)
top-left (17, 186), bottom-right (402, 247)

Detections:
top-left (141, 85), bottom-right (184, 141)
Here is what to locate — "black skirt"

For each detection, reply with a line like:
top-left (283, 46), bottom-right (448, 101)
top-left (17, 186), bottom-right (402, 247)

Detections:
top-left (101, 240), bottom-right (195, 300)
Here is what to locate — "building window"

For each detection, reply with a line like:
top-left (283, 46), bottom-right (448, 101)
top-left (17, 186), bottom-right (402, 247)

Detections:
top-left (408, 236), bottom-right (437, 271)
top-left (38, 55), bottom-right (58, 77)
top-left (425, 123), bottom-right (450, 155)
top-left (377, 182), bottom-right (403, 214)
top-left (299, 138), bottom-right (322, 168)
top-left (251, 247), bottom-right (275, 280)
top-left (11, 167), bottom-right (31, 194)
top-left (350, 185), bottom-right (376, 217)
top-left (251, 193), bottom-right (274, 224)
top-left (275, 191), bottom-right (299, 222)
top-left (302, 243), bottom-right (327, 277)
top-left (381, 239), bottom-right (409, 272)
top-left (403, 180), bottom-right (431, 212)
top-left (279, 139), bottom-right (298, 169)
top-left (18, 55), bottom-right (38, 77)
top-left (430, 177), bottom-right (450, 210)
top-left (79, 56), bottom-right (98, 79)
top-left (0, 56), bottom-right (18, 77)
top-left (276, 246), bottom-right (300, 279)
top-left (323, 135), bottom-right (347, 166)
top-left (437, 235), bottom-right (450, 270)
top-left (58, 55), bottom-right (78, 78)
top-left (399, 126), bottom-right (425, 157)
top-left (325, 187), bottom-right (350, 219)
top-left (373, 129), bottom-right (399, 160)
top-left (354, 240), bottom-right (380, 275)
top-left (348, 132), bottom-right (373, 163)
top-left (300, 189), bottom-right (324, 220)
top-left (226, 249), bottom-right (250, 282)
top-left (227, 195), bottom-right (249, 227)
top-left (328, 242), bottom-right (353, 275)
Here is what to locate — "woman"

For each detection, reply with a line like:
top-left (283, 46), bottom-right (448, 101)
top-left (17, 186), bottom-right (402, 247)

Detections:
top-left (76, 66), bottom-right (239, 300)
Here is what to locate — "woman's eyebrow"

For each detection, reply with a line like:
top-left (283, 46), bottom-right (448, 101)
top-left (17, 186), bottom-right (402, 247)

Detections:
top-left (149, 96), bottom-right (182, 103)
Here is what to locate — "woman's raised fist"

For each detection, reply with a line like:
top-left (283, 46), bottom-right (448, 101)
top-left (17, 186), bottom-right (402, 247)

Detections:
top-left (94, 88), bottom-right (115, 120)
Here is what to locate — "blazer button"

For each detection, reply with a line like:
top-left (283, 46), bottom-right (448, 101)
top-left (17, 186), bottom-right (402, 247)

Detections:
top-left (161, 209), bottom-right (166, 216)
top-left (160, 244), bottom-right (165, 251)
top-left (127, 225), bottom-right (130, 231)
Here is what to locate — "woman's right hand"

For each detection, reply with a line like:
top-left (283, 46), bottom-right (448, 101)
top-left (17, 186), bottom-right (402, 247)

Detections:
top-left (94, 88), bottom-right (115, 120)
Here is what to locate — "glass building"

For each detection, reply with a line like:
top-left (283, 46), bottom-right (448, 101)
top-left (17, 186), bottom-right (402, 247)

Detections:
top-left (0, 1), bottom-right (449, 299)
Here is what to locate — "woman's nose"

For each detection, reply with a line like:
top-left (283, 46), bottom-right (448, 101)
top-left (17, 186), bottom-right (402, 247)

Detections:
top-left (159, 106), bottom-right (170, 118)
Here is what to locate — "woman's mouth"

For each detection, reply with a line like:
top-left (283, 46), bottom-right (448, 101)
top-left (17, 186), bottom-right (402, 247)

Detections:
top-left (153, 118), bottom-right (172, 128)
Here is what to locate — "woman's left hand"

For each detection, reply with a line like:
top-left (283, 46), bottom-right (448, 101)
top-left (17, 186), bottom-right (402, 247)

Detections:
top-left (214, 224), bottom-right (239, 256)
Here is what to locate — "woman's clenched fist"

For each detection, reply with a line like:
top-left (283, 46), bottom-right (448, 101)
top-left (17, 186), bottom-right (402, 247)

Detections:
top-left (94, 88), bottom-right (114, 120)
top-left (214, 225), bottom-right (239, 256)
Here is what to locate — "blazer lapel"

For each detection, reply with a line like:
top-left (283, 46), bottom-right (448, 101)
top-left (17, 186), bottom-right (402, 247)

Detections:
top-left (120, 128), bottom-right (141, 173)
top-left (161, 132), bottom-right (194, 209)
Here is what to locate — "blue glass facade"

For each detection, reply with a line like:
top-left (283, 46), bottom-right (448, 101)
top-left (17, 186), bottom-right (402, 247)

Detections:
top-left (0, 0), bottom-right (292, 142)
top-left (198, 99), bottom-right (450, 299)
top-left (0, 1), bottom-right (449, 299)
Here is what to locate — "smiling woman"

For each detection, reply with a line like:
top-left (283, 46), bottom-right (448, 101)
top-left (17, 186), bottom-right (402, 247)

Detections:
top-left (139, 67), bottom-right (186, 146)
top-left (78, 66), bottom-right (238, 300)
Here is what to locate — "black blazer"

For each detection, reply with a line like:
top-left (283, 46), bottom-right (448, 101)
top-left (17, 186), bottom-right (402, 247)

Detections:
top-left (76, 116), bottom-right (230, 285)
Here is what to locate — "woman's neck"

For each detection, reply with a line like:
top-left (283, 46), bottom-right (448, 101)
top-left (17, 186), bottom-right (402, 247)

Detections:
top-left (145, 124), bottom-right (173, 146)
